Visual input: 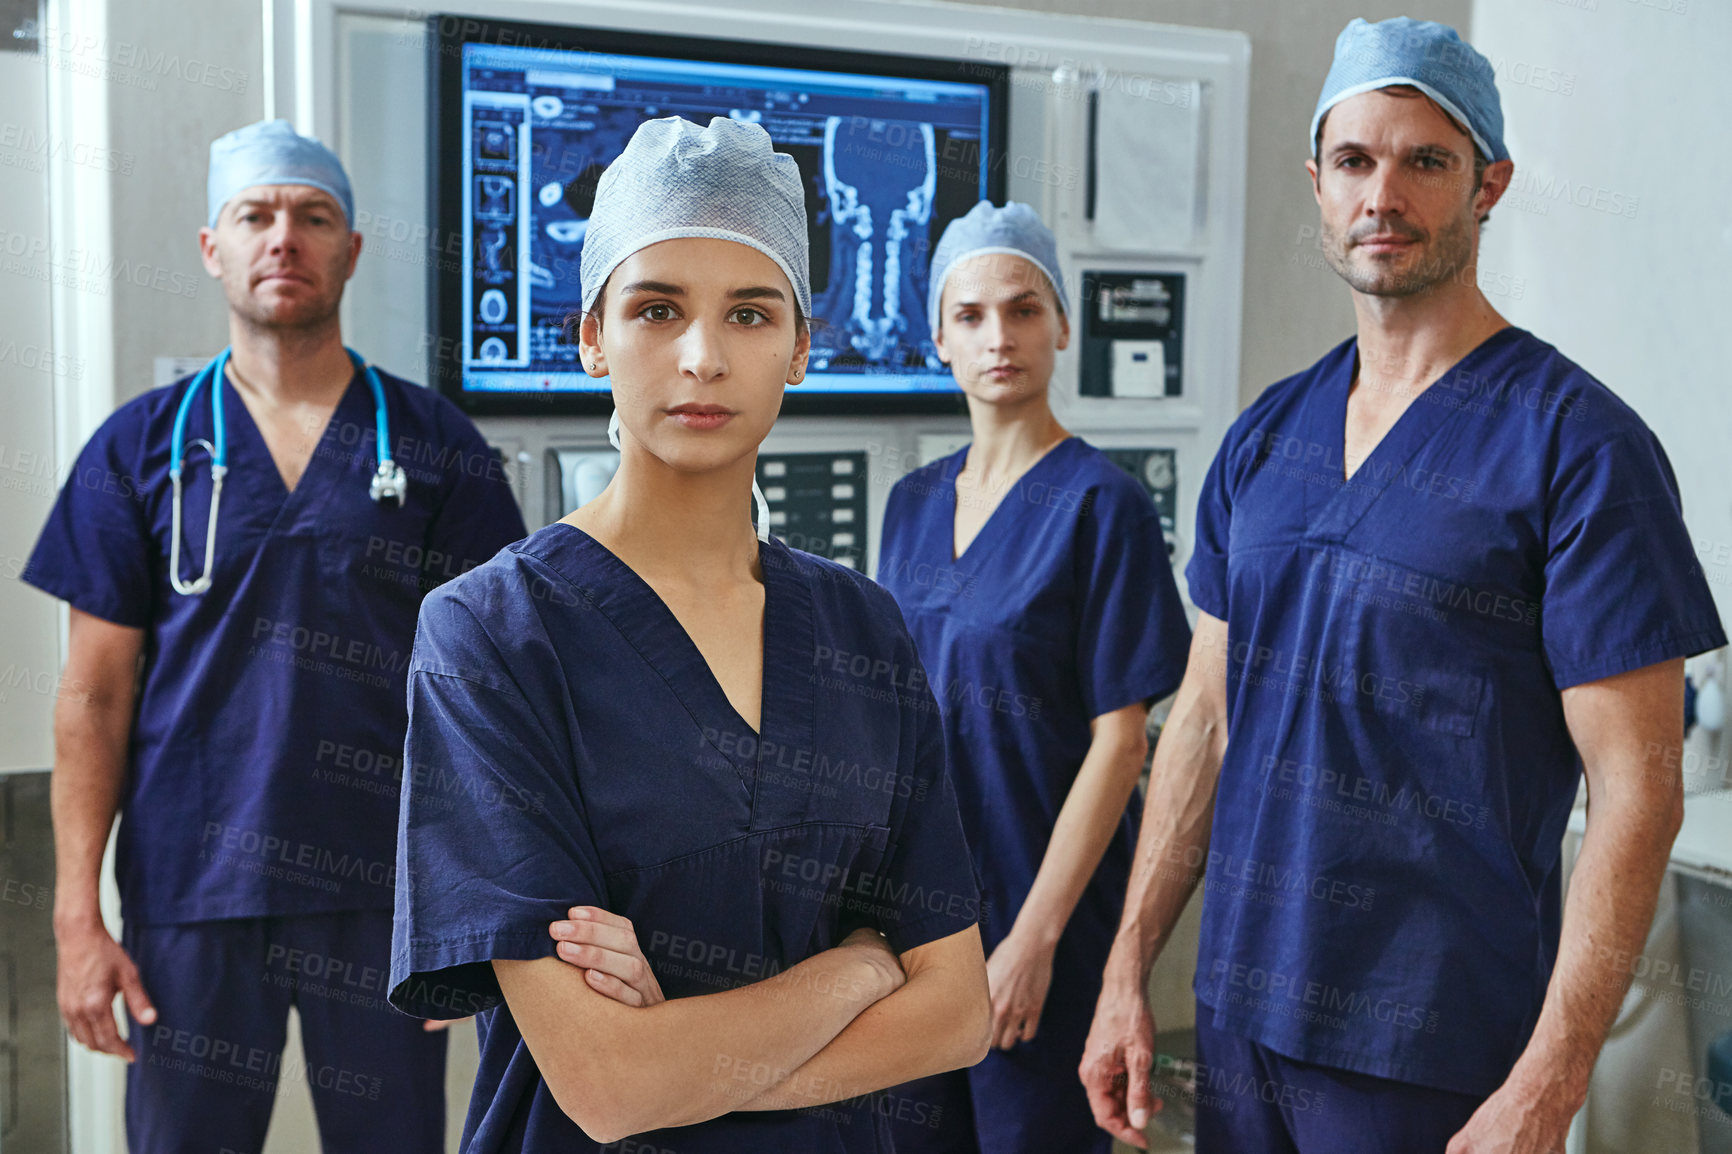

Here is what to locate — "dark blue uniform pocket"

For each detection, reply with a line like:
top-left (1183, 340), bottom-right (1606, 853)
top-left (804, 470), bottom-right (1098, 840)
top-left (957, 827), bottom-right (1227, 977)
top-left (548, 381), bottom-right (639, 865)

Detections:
top-left (1408, 669), bottom-right (1485, 738)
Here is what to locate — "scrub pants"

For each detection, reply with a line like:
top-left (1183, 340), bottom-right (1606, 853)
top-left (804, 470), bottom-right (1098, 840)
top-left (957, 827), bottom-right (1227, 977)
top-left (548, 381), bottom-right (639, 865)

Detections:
top-left (887, 994), bottom-right (1109, 1154)
top-left (124, 910), bottom-right (446, 1154)
top-left (1193, 1015), bottom-right (1487, 1153)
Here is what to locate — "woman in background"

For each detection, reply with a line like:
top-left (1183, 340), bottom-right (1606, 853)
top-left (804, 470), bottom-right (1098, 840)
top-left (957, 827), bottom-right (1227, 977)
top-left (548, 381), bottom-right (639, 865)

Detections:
top-left (876, 201), bottom-right (1193, 1152)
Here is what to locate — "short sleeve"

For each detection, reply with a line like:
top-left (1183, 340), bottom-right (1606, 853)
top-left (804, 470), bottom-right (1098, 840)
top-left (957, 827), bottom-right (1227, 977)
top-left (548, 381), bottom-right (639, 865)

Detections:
top-left (1541, 432), bottom-right (1726, 689)
top-left (1075, 484), bottom-right (1192, 717)
top-left (22, 408), bottom-right (155, 627)
top-left (857, 644), bottom-right (980, 955)
top-left (1185, 425), bottom-right (1237, 622)
top-left (419, 406), bottom-right (528, 588)
top-left (389, 594), bottom-right (602, 1020)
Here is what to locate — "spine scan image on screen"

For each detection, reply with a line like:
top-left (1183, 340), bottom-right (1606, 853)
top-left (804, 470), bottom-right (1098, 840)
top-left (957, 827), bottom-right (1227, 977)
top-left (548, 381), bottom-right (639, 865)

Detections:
top-left (458, 43), bottom-right (994, 398)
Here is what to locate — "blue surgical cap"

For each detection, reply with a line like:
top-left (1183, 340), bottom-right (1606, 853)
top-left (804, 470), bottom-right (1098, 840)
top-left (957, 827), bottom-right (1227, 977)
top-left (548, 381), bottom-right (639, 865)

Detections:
top-left (927, 200), bottom-right (1069, 336)
top-left (581, 116), bottom-right (810, 316)
top-left (207, 119), bottom-right (355, 228)
top-left (1311, 18), bottom-right (1507, 164)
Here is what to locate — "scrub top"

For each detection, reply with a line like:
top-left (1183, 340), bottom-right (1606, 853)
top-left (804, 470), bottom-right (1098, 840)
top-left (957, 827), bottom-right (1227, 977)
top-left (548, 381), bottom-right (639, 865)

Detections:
top-left (23, 366), bottom-right (526, 925)
top-left (876, 437), bottom-right (1192, 979)
top-left (389, 525), bottom-right (980, 1154)
top-left (1187, 327), bottom-right (1725, 1096)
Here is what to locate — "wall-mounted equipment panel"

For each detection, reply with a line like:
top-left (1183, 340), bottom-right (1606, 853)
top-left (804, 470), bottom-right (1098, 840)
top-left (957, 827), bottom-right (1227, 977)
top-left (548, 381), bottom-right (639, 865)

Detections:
top-left (1079, 271), bottom-right (1185, 400)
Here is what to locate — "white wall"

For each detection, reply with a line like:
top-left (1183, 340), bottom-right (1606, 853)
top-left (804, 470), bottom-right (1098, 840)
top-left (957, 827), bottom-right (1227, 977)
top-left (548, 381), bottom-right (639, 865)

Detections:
top-left (0, 45), bottom-right (61, 772)
top-left (101, 0), bottom-right (260, 395)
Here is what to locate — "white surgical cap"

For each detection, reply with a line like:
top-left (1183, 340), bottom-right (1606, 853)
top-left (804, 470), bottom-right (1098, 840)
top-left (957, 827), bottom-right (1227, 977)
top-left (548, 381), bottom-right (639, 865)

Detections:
top-left (1311, 18), bottom-right (1507, 164)
top-left (926, 201), bottom-right (1069, 337)
top-left (580, 116), bottom-right (810, 316)
top-left (207, 119), bottom-right (355, 228)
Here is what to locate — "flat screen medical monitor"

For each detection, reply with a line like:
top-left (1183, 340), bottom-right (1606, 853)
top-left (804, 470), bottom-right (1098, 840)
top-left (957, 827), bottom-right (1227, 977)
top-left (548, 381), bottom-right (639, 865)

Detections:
top-left (429, 17), bottom-right (1009, 415)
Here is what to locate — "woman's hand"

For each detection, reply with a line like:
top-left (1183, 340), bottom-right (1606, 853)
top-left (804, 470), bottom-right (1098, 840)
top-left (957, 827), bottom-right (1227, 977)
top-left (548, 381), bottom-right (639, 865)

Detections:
top-left (985, 927), bottom-right (1055, 1050)
top-left (548, 906), bottom-right (665, 1007)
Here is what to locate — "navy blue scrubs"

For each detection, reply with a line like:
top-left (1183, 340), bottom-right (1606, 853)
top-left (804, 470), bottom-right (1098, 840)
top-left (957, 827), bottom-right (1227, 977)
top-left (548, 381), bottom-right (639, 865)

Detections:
top-left (389, 525), bottom-right (980, 1153)
top-left (876, 437), bottom-right (1192, 1153)
top-left (1190, 1015), bottom-right (1484, 1153)
top-left (25, 365), bottom-right (526, 1153)
top-left (1186, 328), bottom-right (1724, 1124)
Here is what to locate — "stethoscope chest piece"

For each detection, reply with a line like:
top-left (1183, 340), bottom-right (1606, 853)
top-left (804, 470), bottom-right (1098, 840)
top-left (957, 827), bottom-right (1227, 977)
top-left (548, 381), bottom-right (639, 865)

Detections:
top-left (370, 460), bottom-right (409, 506)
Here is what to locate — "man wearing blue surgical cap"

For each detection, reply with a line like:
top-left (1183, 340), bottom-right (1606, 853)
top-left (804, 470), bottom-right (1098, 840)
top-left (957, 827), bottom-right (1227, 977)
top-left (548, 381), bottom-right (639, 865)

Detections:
top-left (1084, 17), bottom-right (1722, 1154)
top-left (26, 118), bottom-right (524, 1153)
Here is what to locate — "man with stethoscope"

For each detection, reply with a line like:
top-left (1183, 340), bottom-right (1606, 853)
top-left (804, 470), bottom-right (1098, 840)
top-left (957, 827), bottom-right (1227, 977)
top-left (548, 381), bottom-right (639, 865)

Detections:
top-left (23, 119), bottom-right (526, 1153)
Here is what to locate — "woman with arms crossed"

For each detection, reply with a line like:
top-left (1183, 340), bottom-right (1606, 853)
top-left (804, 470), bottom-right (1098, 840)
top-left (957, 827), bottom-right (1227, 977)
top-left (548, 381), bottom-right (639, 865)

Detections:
top-left (389, 116), bottom-right (990, 1153)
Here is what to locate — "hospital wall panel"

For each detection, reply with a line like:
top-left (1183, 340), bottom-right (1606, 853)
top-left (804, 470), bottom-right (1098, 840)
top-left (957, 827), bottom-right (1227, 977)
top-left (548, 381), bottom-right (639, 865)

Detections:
top-left (318, 0), bottom-right (1249, 598)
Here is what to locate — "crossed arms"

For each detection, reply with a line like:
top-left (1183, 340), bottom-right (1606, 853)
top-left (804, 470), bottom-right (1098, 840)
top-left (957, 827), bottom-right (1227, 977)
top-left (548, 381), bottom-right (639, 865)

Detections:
top-left (495, 921), bottom-right (989, 1143)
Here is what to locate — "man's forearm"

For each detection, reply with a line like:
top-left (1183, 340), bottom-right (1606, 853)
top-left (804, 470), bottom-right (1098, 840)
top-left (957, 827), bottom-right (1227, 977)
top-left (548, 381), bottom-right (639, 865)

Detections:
top-left (50, 697), bottom-right (131, 929)
top-left (1507, 787), bottom-right (1680, 1101)
top-left (1108, 699), bottom-right (1226, 982)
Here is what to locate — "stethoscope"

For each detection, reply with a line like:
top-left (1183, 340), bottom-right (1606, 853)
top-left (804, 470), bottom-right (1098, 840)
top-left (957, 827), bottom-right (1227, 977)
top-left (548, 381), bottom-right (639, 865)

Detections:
top-left (169, 346), bottom-right (407, 595)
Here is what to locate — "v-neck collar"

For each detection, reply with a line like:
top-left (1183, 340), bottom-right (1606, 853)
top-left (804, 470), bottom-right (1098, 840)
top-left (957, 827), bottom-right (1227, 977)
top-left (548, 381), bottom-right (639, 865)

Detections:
top-left (221, 367), bottom-right (367, 532)
top-left (946, 435), bottom-right (1078, 564)
top-left (541, 524), bottom-right (817, 814)
top-left (1307, 327), bottom-right (1522, 542)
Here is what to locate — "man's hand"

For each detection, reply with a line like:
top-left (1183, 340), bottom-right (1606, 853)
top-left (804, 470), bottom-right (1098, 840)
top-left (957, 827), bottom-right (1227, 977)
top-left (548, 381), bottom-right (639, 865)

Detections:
top-left (548, 906), bottom-right (665, 1007)
top-left (56, 916), bottom-right (155, 1061)
top-left (1446, 1072), bottom-right (1577, 1154)
top-left (985, 928), bottom-right (1055, 1050)
top-left (1080, 966), bottom-right (1157, 1148)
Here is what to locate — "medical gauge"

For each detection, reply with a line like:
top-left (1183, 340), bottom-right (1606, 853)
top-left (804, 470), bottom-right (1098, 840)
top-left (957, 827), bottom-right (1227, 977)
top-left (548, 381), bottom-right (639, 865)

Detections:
top-left (429, 17), bottom-right (1008, 415)
top-left (169, 347), bottom-right (408, 595)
